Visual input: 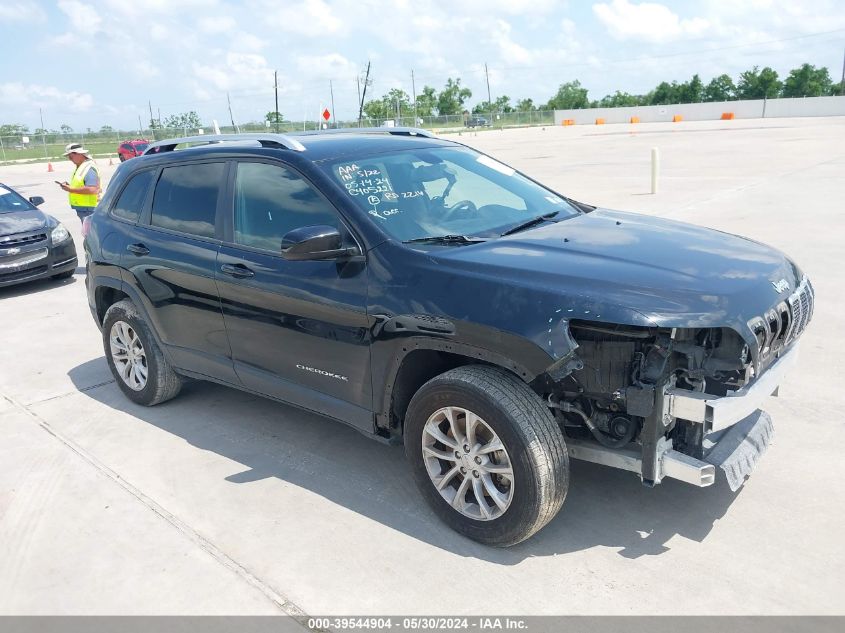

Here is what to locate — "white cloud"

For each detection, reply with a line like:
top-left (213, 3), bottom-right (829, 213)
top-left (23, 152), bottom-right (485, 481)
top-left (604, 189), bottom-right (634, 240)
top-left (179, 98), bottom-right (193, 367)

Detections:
top-left (0, 82), bottom-right (94, 112)
top-left (490, 19), bottom-right (534, 65)
top-left (198, 16), bottom-right (237, 33)
top-left (230, 31), bottom-right (267, 52)
top-left (57, 0), bottom-right (103, 32)
top-left (260, 0), bottom-right (343, 36)
top-left (593, 0), bottom-right (709, 42)
top-left (295, 53), bottom-right (358, 78)
top-left (0, 1), bottom-right (46, 21)
top-left (193, 52), bottom-right (274, 94)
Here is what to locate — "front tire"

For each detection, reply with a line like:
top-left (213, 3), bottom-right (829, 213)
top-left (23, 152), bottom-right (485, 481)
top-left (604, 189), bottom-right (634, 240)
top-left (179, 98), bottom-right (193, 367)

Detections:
top-left (102, 299), bottom-right (182, 406)
top-left (404, 365), bottom-right (568, 546)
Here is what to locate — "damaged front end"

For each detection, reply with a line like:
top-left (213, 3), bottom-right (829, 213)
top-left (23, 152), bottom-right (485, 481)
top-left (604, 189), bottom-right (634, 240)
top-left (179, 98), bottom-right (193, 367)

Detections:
top-left (534, 277), bottom-right (814, 491)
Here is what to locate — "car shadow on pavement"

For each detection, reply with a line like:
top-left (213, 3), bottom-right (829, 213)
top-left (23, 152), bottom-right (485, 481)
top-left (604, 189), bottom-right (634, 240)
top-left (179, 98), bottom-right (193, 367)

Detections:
top-left (69, 358), bottom-right (743, 564)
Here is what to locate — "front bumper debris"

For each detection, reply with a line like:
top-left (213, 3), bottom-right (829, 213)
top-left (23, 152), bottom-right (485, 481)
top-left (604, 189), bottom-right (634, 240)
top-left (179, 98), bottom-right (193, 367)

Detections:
top-left (665, 343), bottom-right (798, 432)
top-left (703, 409), bottom-right (774, 491)
top-left (568, 408), bottom-right (774, 490)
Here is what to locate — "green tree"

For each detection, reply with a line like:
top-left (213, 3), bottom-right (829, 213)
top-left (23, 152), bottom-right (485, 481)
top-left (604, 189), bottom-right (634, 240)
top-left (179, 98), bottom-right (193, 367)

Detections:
top-left (385, 88), bottom-right (413, 117)
top-left (677, 74), bottom-right (704, 103)
top-left (646, 81), bottom-right (680, 105)
top-left (736, 66), bottom-right (782, 99)
top-left (100, 125), bottom-right (114, 134)
top-left (597, 91), bottom-right (642, 107)
top-left (472, 95), bottom-right (512, 114)
top-left (264, 111), bottom-right (283, 128)
top-left (781, 63), bottom-right (833, 97)
top-left (545, 80), bottom-right (589, 110)
top-left (415, 86), bottom-right (437, 117)
top-left (515, 98), bottom-right (536, 111)
top-left (362, 99), bottom-right (390, 120)
top-left (59, 124), bottom-right (72, 134)
top-left (363, 89), bottom-right (413, 121)
top-left (704, 74), bottom-right (736, 101)
top-left (0, 123), bottom-right (30, 135)
top-left (437, 78), bottom-right (472, 115)
top-left (162, 111), bottom-right (202, 130)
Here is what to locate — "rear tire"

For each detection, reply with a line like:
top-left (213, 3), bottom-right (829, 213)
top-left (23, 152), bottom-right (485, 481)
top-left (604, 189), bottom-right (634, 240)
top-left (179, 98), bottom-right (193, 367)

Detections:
top-left (404, 365), bottom-right (568, 546)
top-left (102, 299), bottom-right (182, 406)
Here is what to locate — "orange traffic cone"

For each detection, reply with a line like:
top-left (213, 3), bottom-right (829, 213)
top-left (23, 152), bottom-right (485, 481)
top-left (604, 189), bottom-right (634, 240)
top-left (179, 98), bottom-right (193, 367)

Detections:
top-left (47, 162), bottom-right (54, 172)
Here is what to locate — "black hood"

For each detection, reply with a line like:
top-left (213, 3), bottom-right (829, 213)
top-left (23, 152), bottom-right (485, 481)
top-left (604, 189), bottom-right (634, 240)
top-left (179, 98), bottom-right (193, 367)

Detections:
top-left (0, 208), bottom-right (49, 237)
top-left (435, 208), bottom-right (801, 330)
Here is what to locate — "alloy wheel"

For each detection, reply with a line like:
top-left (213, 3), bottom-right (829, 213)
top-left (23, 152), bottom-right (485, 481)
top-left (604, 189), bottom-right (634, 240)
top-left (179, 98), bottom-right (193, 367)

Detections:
top-left (109, 320), bottom-right (148, 391)
top-left (422, 406), bottom-right (515, 520)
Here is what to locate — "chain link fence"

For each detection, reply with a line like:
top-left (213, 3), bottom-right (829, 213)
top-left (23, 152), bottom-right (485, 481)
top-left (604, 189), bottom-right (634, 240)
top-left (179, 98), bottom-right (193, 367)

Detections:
top-left (0, 110), bottom-right (555, 164)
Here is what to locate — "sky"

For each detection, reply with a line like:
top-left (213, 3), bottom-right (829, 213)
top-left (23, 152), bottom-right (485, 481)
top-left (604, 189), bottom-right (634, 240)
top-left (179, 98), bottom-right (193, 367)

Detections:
top-left (1, 0), bottom-right (844, 132)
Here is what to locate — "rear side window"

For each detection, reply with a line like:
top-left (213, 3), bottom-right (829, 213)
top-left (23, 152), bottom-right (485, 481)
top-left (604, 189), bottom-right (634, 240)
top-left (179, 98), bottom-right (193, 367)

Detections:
top-left (112, 170), bottom-right (154, 222)
top-left (233, 162), bottom-right (338, 252)
top-left (151, 162), bottom-right (224, 238)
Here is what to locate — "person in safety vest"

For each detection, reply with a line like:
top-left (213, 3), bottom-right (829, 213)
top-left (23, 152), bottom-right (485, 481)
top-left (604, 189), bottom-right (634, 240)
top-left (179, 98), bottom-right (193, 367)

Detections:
top-left (57, 143), bottom-right (101, 223)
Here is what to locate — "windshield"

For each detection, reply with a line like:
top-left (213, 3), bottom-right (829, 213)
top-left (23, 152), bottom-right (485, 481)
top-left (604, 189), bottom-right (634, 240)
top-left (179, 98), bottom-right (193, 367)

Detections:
top-left (134, 143), bottom-right (149, 152)
top-left (322, 147), bottom-right (579, 242)
top-left (0, 187), bottom-right (33, 214)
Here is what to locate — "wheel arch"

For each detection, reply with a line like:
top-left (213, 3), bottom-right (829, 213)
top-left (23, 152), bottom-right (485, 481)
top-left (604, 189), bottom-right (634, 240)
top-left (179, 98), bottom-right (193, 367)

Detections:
top-left (93, 278), bottom-right (175, 366)
top-left (375, 337), bottom-right (543, 440)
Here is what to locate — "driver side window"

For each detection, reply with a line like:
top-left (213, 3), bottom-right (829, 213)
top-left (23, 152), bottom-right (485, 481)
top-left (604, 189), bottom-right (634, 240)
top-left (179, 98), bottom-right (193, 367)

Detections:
top-left (234, 162), bottom-right (339, 252)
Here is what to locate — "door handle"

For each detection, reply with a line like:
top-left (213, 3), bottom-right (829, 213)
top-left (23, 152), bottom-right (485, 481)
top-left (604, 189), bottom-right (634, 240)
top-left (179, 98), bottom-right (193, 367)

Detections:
top-left (126, 243), bottom-right (150, 256)
top-left (220, 263), bottom-right (255, 278)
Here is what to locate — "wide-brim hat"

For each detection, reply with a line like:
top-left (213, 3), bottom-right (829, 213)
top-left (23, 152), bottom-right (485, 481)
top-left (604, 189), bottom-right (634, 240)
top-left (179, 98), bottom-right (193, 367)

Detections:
top-left (63, 143), bottom-right (91, 156)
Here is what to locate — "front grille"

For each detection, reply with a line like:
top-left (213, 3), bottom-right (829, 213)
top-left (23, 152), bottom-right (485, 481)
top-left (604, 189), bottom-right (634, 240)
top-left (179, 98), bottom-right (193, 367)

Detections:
top-left (0, 233), bottom-right (47, 247)
top-left (749, 276), bottom-right (814, 366)
top-left (0, 247), bottom-right (48, 270)
top-left (788, 280), bottom-right (814, 342)
top-left (0, 265), bottom-right (47, 282)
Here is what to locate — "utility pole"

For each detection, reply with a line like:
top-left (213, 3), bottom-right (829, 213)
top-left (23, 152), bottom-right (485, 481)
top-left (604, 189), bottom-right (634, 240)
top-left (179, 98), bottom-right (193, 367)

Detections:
top-left (358, 61), bottom-right (371, 126)
top-left (138, 114), bottom-right (143, 136)
top-left (840, 46), bottom-right (845, 95)
top-left (226, 92), bottom-right (238, 133)
top-left (330, 80), bottom-right (336, 128)
top-left (148, 101), bottom-right (155, 138)
top-left (485, 62), bottom-right (492, 119)
top-left (157, 108), bottom-right (162, 129)
top-left (38, 108), bottom-right (48, 158)
top-left (356, 75), bottom-right (362, 127)
top-left (411, 69), bottom-right (417, 124)
top-left (274, 71), bottom-right (280, 133)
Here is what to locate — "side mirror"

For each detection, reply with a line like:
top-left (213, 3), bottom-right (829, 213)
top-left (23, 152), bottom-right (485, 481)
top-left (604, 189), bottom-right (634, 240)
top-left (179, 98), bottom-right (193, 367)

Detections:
top-left (281, 225), bottom-right (360, 261)
top-left (29, 196), bottom-right (45, 207)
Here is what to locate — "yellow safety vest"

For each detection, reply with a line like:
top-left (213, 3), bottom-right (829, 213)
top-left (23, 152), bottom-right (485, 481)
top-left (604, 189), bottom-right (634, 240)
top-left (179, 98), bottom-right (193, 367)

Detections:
top-left (69, 160), bottom-right (100, 208)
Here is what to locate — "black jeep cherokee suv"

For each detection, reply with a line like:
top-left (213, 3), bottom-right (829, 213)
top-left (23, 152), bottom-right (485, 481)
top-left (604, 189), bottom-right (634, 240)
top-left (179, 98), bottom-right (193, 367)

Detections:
top-left (85, 129), bottom-right (813, 546)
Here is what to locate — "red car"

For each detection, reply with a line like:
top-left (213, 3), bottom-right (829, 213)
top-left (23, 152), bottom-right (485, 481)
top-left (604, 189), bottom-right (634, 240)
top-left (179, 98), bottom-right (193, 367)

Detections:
top-left (117, 139), bottom-right (150, 162)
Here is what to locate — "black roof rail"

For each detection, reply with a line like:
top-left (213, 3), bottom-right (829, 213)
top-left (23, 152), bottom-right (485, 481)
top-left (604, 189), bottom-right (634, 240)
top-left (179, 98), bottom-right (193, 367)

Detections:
top-left (144, 133), bottom-right (306, 155)
top-left (294, 127), bottom-right (437, 139)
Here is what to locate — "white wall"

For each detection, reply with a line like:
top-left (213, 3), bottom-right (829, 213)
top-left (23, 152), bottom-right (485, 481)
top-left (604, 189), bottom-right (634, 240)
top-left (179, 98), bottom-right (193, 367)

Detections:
top-left (554, 96), bottom-right (845, 125)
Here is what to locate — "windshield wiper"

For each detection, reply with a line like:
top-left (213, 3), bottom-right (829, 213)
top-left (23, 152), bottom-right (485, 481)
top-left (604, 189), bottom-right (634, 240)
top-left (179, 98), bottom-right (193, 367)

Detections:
top-left (403, 234), bottom-right (487, 245)
top-left (500, 211), bottom-right (560, 236)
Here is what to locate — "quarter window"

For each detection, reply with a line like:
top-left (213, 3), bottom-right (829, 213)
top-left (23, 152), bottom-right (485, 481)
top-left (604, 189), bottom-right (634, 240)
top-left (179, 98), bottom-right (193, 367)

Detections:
top-left (112, 170), bottom-right (154, 222)
top-left (234, 162), bottom-right (339, 252)
top-left (151, 162), bottom-right (224, 238)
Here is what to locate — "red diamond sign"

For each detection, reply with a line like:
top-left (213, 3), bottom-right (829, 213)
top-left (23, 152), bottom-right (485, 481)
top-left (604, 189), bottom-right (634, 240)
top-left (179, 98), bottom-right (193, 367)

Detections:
top-left (322, 108), bottom-right (331, 121)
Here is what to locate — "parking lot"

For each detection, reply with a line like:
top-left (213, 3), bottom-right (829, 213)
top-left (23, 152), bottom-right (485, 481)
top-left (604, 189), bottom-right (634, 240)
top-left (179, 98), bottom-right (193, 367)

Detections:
top-left (1, 117), bottom-right (843, 615)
